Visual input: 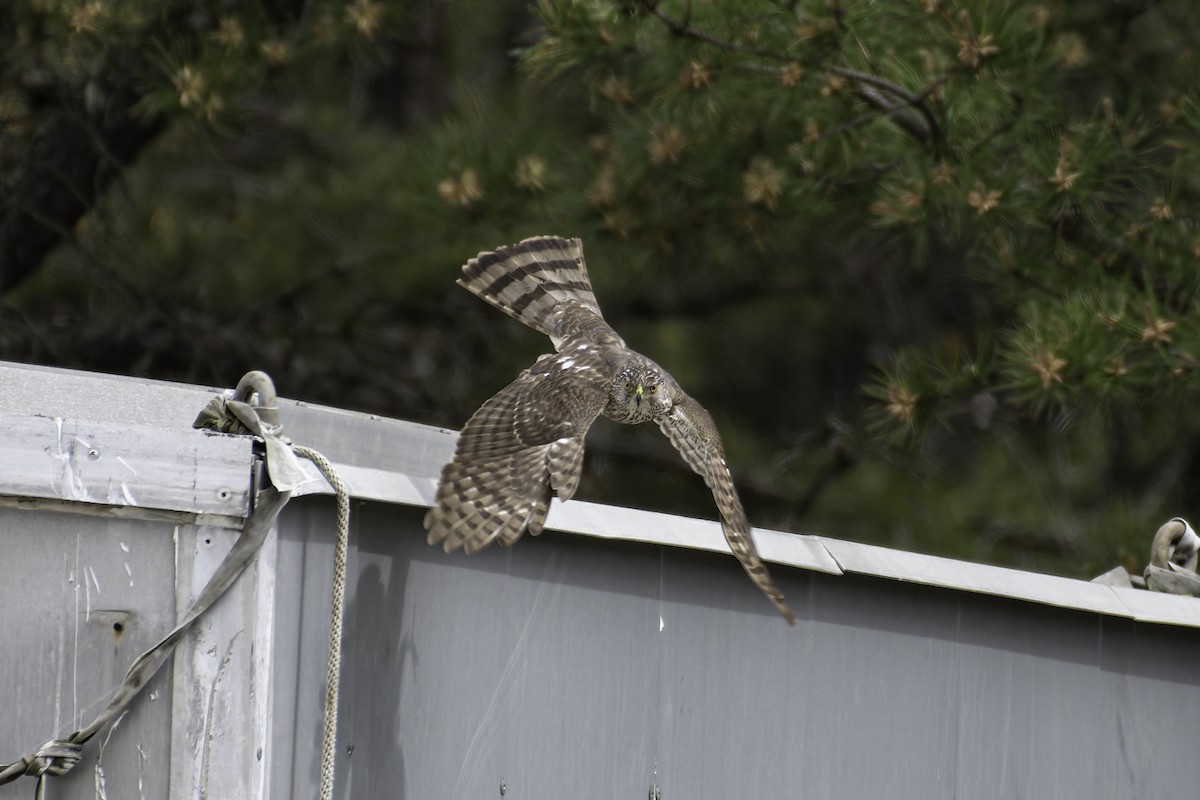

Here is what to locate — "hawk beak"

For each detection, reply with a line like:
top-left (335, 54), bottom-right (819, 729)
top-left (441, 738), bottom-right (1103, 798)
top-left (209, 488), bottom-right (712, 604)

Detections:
top-left (634, 385), bottom-right (644, 404)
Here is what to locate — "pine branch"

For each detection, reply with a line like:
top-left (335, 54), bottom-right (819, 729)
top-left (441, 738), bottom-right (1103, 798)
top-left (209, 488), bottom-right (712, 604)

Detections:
top-left (850, 85), bottom-right (935, 146)
top-left (966, 91), bottom-right (1025, 156)
top-left (636, 0), bottom-right (943, 149)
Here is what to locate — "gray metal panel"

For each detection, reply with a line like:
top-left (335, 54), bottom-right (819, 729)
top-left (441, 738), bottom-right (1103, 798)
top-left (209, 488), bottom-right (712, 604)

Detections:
top-left (0, 360), bottom-right (454, 482)
top-left (167, 523), bottom-right (277, 799)
top-left (951, 603), bottom-right (1200, 799)
top-left (0, 413), bottom-right (252, 518)
top-left (0, 361), bottom-right (217, 429)
top-left (0, 509), bottom-right (177, 800)
top-left (0, 513), bottom-right (277, 800)
top-left (278, 400), bottom-right (453, 481)
top-left (270, 500), bottom-right (1200, 800)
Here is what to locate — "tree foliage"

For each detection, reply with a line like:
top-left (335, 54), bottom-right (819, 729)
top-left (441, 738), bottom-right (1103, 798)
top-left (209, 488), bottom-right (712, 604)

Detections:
top-left (2, 0), bottom-right (1198, 578)
top-left (525, 0), bottom-right (1200, 425)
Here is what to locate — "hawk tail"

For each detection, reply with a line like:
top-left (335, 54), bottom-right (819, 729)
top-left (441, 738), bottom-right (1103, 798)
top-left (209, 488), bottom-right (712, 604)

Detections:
top-left (458, 236), bottom-right (604, 338)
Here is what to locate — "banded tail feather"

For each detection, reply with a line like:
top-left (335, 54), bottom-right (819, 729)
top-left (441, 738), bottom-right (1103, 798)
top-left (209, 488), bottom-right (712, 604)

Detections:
top-left (458, 236), bottom-right (604, 339)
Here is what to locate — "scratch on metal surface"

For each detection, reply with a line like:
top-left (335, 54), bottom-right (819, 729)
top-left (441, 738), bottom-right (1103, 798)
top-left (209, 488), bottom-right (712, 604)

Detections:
top-left (137, 744), bottom-right (148, 800)
top-left (85, 564), bottom-right (101, 622)
top-left (121, 544), bottom-right (135, 587)
top-left (52, 417), bottom-right (68, 496)
top-left (658, 549), bottom-right (666, 633)
top-left (116, 456), bottom-right (138, 476)
top-left (52, 416), bottom-right (64, 449)
top-left (1112, 675), bottom-right (1138, 795)
top-left (454, 554), bottom-right (560, 796)
top-left (52, 418), bottom-right (95, 502)
top-left (200, 631), bottom-right (243, 800)
top-left (94, 710), bottom-right (127, 800)
top-left (173, 525), bottom-right (181, 580)
top-left (1000, 655), bottom-right (1013, 794)
top-left (73, 536), bottom-right (81, 728)
top-left (55, 550), bottom-right (69, 733)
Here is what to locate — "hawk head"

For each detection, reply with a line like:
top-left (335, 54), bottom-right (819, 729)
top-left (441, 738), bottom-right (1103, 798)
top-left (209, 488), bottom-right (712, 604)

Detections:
top-left (608, 360), bottom-right (672, 423)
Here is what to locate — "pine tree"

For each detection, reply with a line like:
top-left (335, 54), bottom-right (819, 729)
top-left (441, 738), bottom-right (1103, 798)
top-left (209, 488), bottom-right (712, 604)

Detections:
top-left (521, 0), bottom-right (1200, 431)
top-left (3, 0), bottom-right (1199, 576)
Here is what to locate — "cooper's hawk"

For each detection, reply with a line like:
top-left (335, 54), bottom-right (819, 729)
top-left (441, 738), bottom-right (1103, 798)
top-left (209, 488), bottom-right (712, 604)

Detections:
top-left (425, 236), bottom-right (797, 624)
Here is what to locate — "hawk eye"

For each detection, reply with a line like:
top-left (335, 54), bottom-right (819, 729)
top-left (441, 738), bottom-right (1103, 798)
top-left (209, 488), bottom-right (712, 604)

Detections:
top-left (649, 385), bottom-right (658, 394)
top-left (625, 381), bottom-right (634, 391)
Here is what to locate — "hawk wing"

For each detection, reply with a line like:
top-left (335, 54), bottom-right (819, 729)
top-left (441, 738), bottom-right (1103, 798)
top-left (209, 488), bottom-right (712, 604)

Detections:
top-left (425, 345), bottom-right (614, 555)
top-left (658, 391), bottom-right (798, 625)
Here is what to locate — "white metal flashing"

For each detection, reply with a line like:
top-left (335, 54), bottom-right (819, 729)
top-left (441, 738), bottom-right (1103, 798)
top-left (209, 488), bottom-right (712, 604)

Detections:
top-left (291, 456), bottom-right (1200, 628)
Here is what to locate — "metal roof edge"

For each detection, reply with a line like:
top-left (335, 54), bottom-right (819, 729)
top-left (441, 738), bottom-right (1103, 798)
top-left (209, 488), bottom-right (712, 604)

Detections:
top-left (1107, 584), bottom-right (1200, 627)
top-left (291, 459), bottom-right (1200, 627)
top-left (814, 537), bottom-right (1200, 627)
top-left (288, 459), bottom-right (844, 578)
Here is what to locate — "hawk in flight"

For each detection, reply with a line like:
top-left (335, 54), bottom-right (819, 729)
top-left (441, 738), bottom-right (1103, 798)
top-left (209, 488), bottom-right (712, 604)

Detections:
top-left (425, 236), bottom-right (796, 624)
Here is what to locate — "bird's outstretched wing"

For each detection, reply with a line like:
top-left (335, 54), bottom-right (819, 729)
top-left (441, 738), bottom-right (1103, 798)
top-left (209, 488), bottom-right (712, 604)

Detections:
top-left (425, 347), bottom-right (612, 555)
top-left (657, 391), bottom-right (798, 624)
